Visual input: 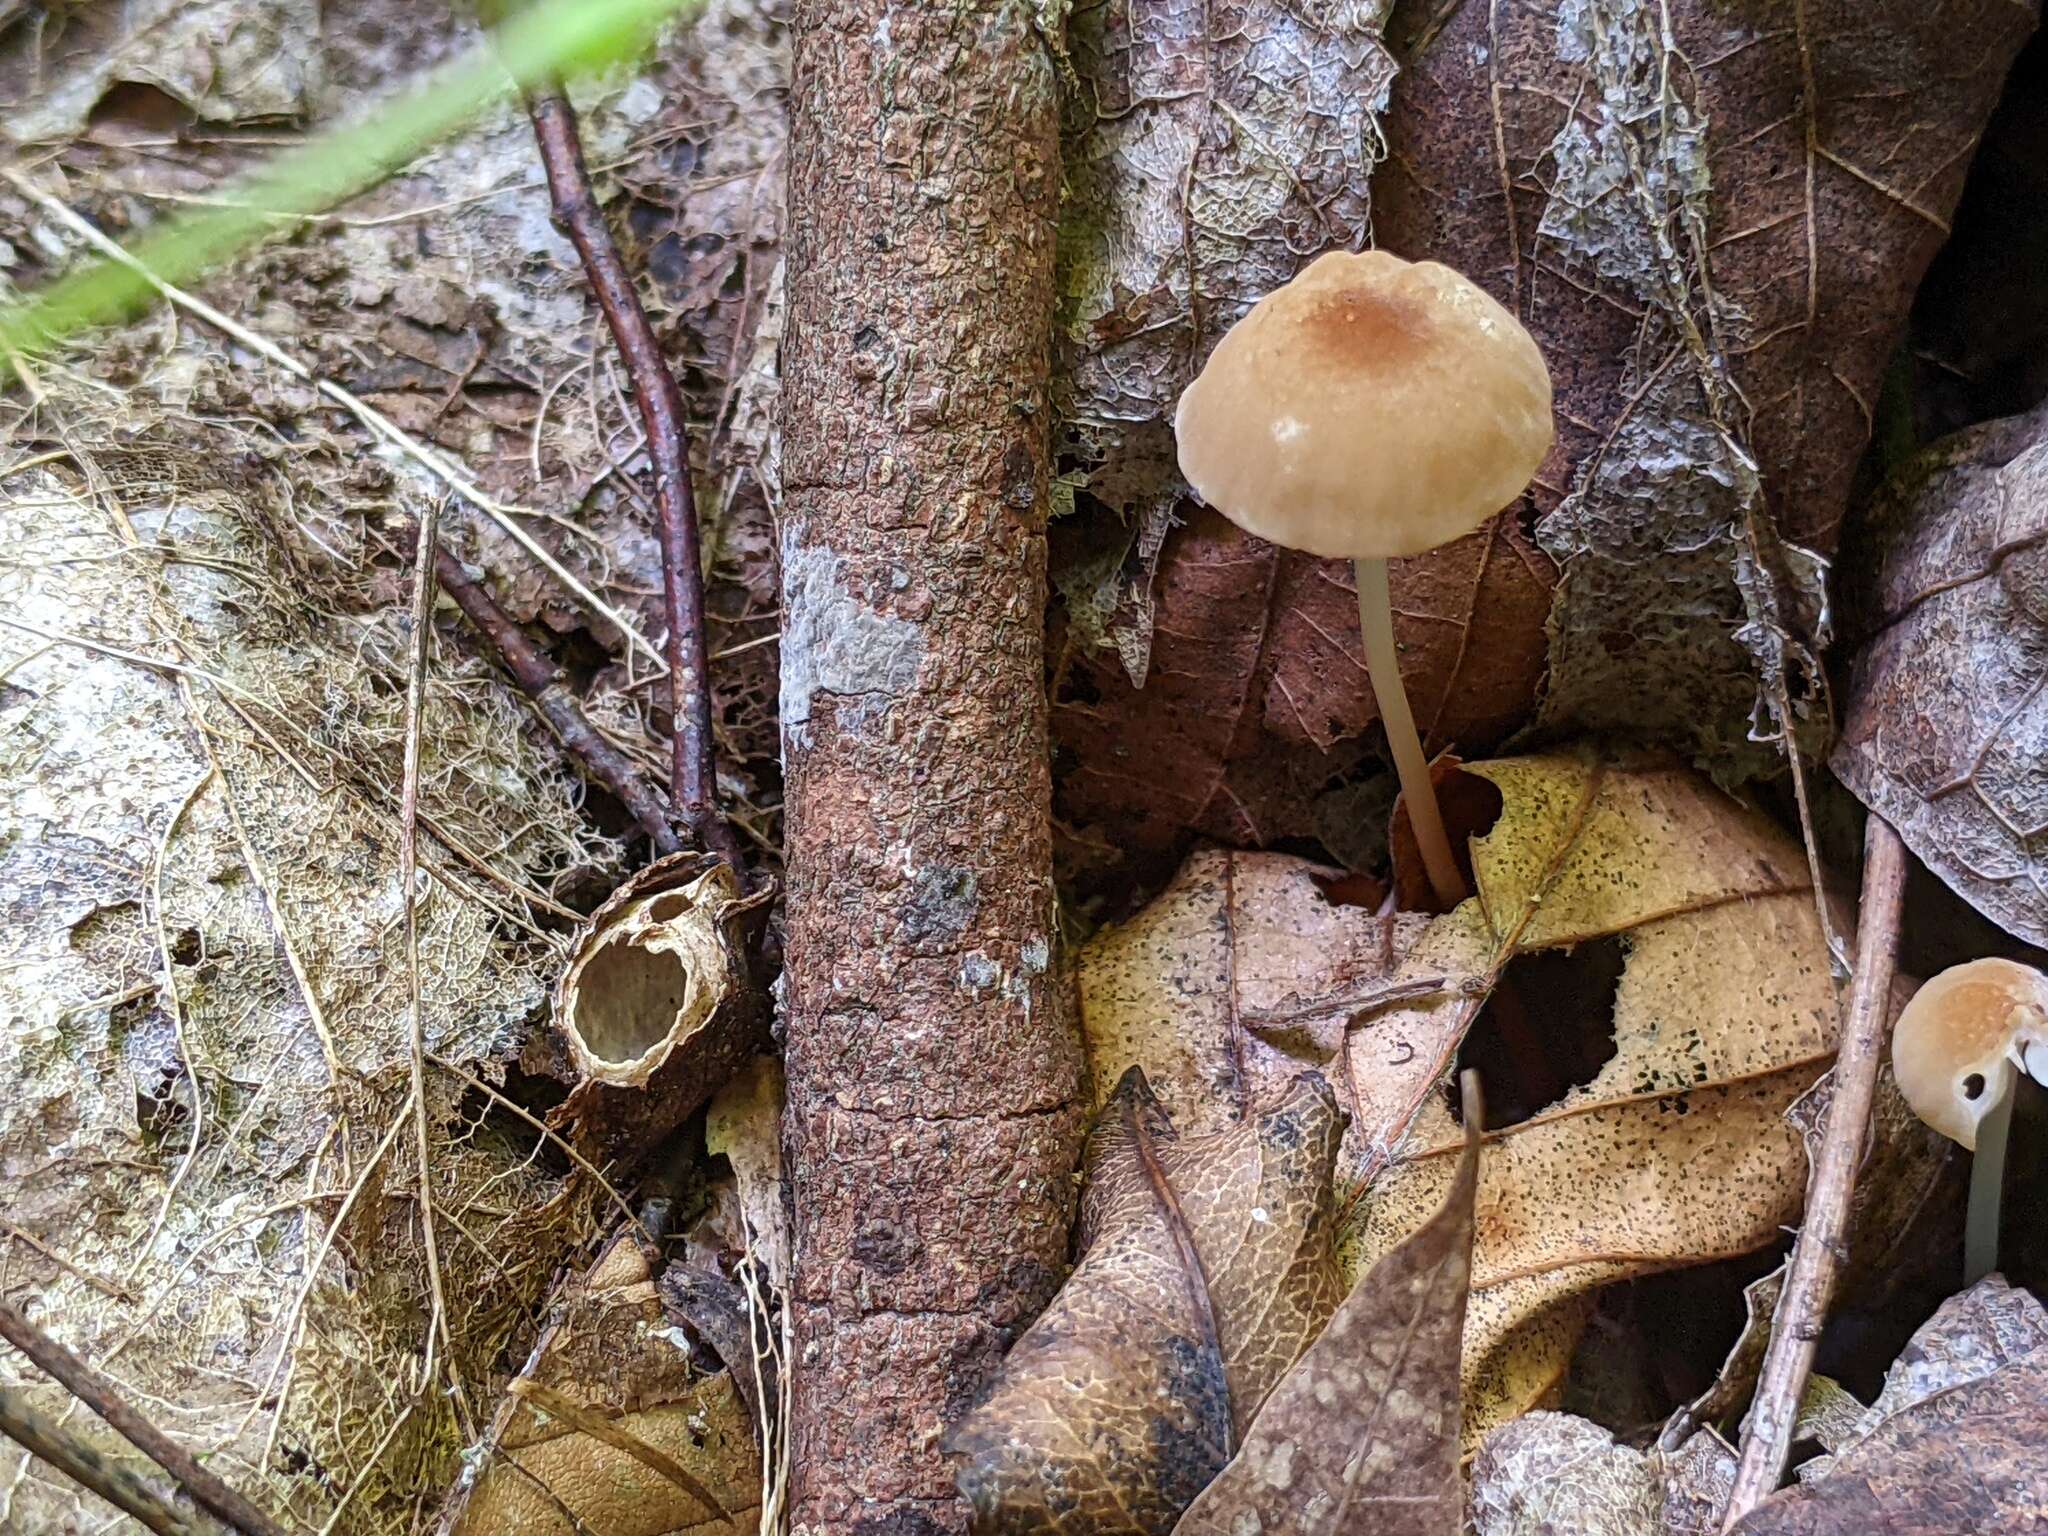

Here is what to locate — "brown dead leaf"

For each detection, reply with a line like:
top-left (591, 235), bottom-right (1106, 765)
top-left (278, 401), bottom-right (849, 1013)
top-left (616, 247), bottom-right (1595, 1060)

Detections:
top-left (1055, 508), bottom-right (1556, 864)
top-left (1835, 406), bottom-right (2048, 947)
top-left (950, 1070), bottom-right (1346, 1534)
top-left (1048, 0), bottom-right (1557, 872)
top-left (1347, 754), bottom-right (1838, 1444)
top-left (1730, 1278), bottom-right (2048, 1535)
top-left (1470, 1412), bottom-right (1736, 1536)
top-left (1173, 1083), bottom-right (1479, 1536)
top-left (449, 1233), bottom-right (761, 1536)
top-left (1379, 0), bottom-right (2032, 778)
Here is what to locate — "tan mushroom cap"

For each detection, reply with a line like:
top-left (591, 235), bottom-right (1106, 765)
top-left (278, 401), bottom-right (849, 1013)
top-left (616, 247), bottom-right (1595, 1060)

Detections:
top-left (1892, 957), bottom-right (2048, 1149)
top-left (1173, 249), bottom-right (1554, 560)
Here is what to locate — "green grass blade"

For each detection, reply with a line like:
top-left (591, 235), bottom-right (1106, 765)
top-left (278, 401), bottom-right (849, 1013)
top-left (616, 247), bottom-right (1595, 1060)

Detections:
top-left (0, 0), bottom-right (691, 360)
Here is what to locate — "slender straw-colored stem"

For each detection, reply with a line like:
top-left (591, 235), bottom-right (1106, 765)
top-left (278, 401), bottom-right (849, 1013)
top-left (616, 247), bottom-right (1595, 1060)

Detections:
top-left (1965, 1070), bottom-right (2016, 1286)
top-left (1356, 556), bottom-right (1466, 910)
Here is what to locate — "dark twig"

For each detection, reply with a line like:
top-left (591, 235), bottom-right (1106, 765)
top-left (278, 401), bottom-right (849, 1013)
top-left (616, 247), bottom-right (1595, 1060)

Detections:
top-left (525, 85), bottom-right (743, 874)
top-left (1723, 815), bottom-right (1911, 1528)
top-left (0, 1384), bottom-right (205, 1536)
top-left (0, 1297), bottom-right (287, 1536)
top-left (432, 542), bottom-right (681, 854)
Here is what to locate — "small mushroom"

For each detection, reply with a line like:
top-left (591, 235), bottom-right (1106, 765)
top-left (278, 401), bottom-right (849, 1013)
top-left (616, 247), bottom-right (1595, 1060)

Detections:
top-left (1892, 957), bottom-right (2048, 1282)
top-left (1174, 250), bottom-right (1553, 909)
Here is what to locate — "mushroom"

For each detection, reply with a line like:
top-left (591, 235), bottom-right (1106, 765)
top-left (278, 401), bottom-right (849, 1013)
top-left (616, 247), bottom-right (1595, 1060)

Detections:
top-left (1174, 250), bottom-right (1553, 909)
top-left (1892, 957), bottom-right (2048, 1282)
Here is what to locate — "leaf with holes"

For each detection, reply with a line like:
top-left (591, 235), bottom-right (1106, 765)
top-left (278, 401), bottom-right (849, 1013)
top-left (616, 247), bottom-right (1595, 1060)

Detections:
top-left (1379, 0), bottom-right (2032, 779)
top-left (1834, 406), bottom-right (2048, 947)
top-left (1345, 753), bottom-right (1838, 1446)
top-left (1077, 753), bottom-right (1840, 1448)
top-left (1173, 1087), bottom-right (1479, 1536)
top-left (949, 1070), bottom-right (1346, 1534)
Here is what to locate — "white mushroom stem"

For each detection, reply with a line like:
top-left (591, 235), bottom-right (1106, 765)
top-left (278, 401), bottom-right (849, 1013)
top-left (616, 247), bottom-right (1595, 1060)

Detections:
top-left (1966, 1038), bottom-right (2048, 1285)
top-left (1965, 1071), bottom-right (2014, 1286)
top-left (1356, 556), bottom-right (1467, 910)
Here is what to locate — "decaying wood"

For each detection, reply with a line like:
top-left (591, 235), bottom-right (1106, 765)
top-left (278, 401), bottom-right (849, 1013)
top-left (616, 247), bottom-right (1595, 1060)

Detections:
top-left (779, 0), bottom-right (1088, 1526)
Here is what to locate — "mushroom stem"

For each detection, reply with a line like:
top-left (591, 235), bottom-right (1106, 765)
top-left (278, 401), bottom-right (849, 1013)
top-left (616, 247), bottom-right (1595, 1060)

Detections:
top-left (1964, 1067), bottom-right (2015, 1286)
top-left (1356, 556), bottom-right (1467, 910)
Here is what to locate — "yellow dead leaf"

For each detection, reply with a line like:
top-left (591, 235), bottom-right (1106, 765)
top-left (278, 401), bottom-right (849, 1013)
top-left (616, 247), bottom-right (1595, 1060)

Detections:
top-left (1077, 753), bottom-right (1839, 1452)
top-left (1344, 753), bottom-right (1837, 1445)
top-left (1079, 848), bottom-right (1432, 1137)
top-left (450, 1234), bottom-right (761, 1535)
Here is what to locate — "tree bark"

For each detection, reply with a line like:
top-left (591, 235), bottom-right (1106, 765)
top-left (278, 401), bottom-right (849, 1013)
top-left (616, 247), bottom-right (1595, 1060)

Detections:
top-left (779, 1), bottom-right (1086, 1530)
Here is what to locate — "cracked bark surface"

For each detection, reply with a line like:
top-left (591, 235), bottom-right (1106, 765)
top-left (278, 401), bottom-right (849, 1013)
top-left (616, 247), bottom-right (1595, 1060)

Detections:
top-left (780, 1), bottom-right (1088, 1530)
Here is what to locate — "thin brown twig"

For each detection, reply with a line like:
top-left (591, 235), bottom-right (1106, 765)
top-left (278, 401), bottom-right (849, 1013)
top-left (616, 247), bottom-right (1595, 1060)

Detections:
top-left (0, 1384), bottom-right (203, 1536)
top-left (0, 1298), bottom-right (288, 1536)
top-left (430, 539), bottom-right (680, 853)
top-left (1722, 815), bottom-right (1911, 1528)
top-left (400, 504), bottom-right (469, 1440)
top-left (524, 85), bottom-right (743, 873)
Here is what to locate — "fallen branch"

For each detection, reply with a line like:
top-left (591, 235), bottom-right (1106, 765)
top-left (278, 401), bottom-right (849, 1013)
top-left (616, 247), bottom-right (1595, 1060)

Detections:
top-left (0, 1297), bottom-right (287, 1536)
top-left (524, 85), bottom-right (742, 874)
top-left (0, 1385), bottom-right (205, 1536)
top-left (1722, 815), bottom-right (1911, 1528)
top-left (431, 538), bottom-right (680, 853)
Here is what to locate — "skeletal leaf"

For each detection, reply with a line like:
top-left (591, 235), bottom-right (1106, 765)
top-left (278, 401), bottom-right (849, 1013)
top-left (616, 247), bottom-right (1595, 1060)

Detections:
top-left (1172, 1085), bottom-right (1479, 1536)
top-left (1470, 1413), bottom-right (1736, 1536)
top-left (1835, 406), bottom-right (2048, 947)
top-left (1730, 1279), bottom-right (2048, 1535)
top-left (950, 1071), bottom-right (1345, 1534)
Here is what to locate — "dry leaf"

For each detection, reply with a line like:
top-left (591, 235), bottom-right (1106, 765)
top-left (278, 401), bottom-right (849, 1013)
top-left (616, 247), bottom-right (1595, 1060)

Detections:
top-left (1055, 509), bottom-right (1556, 864)
top-left (1730, 1279), bottom-right (2048, 1535)
top-left (1380, 0), bottom-right (2031, 777)
top-left (1671, 1045), bottom-right (1962, 1437)
top-left (1835, 406), bottom-right (2048, 947)
top-left (1173, 1089), bottom-right (1479, 1536)
top-left (1078, 754), bottom-right (1840, 1446)
top-left (950, 1070), bottom-right (1345, 1533)
top-left (1079, 847), bottom-right (1433, 1138)
top-left (449, 1234), bottom-right (761, 1536)
top-left (1346, 754), bottom-right (1838, 1443)
top-left (1470, 1412), bottom-right (1736, 1536)
top-left (1050, 0), bottom-right (1396, 676)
